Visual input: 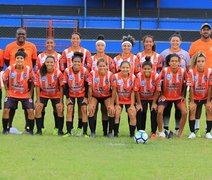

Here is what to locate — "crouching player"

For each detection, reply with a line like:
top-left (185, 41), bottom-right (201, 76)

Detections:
top-left (156, 54), bottom-right (187, 138)
top-left (135, 57), bottom-right (159, 139)
top-left (2, 49), bottom-right (35, 134)
top-left (88, 58), bottom-right (115, 137)
top-left (35, 56), bottom-right (64, 135)
top-left (63, 52), bottom-right (90, 137)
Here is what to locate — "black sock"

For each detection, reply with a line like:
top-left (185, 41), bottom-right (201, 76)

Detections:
top-left (189, 120), bottom-right (195, 133)
top-left (108, 117), bottom-right (114, 134)
top-left (53, 112), bottom-right (58, 129)
top-left (94, 119), bottom-right (97, 132)
top-left (164, 126), bottom-right (169, 131)
top-left (2, 118), bottom-right (9, 131)
top-left (88, 116), bottom-right (95, 133)
top-left (82, 122), bottom-right (88, 134)
top-left (78, 118), bottom-right (82, 129)
top-left (66, 121), bottom-right (73, 133)
top-left (24, 109), bottom-right (29, 129)
top-left (114, 123), bottom-right (119, 136)
top-left (41, 111), bottom-right (45, 128)
top-left (28, 119), bottom-right (34, 134)
top-left (36, 117), bottom-right (42, 132)
top-left (206, 120), bottom-right (212, 133)
top-left (57, 116), bottom-right (64, 132)
top-left (9, 109), bottom-right (15, 127)
top-left (136, 111), bottom-right (142, 130)
top-left (102, 120), bottom-right (108, 135)
top-left (129, 125), bottom-right (136, 137)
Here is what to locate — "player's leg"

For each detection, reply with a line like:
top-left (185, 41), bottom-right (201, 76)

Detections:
top-left (194, 104), bottom-right (203, 137)
top-left (54, 98), bottom-right (64, 136)
top-left (79, 97), bottom-right (88, 136)
top-left (174, 104), bottom-right (181, 135)
top-left (150, 101), bottom-right (157, 138)
top-left (163, 102), bottom-right (172, 132)
top-left (176, 101), bottom-right (187, 137)
top-left (114, 104), bottom-right (122, 137)
top-left (64, 98), bottom-right (74, 137)
top-left (35, 98), bottom-right (45, 135)
top-left (188, 100), bottom-right (197, 139)
top-left (157, 101), bottom-right (167, 138)
top-left (205, 101), bottom-right (212, 139)
top-left (101, 103), bottom-right (109, 136)
top-left (127, 104), bottom-right (136, 137)
top-left (88, 97), bottom-right (98, 137)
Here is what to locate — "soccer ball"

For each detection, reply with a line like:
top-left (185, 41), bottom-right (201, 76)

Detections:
top-left (134, 130), bottom-right (149, 144)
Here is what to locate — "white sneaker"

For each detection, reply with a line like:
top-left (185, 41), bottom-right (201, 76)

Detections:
top-left (188, 132), bottom-right (196, 139)
top-left (158, 132), bottom-right (166, 138)
top-left (174, 129), bottom-right (179, 136)
top-left (205, 133), bottom-right (212, 139)
top-left (9, 127), bottom-right (22, 135)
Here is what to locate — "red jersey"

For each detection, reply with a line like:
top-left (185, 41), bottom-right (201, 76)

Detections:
top-left (88, 70), bottom-right (112, 98)
top-left (134, 71), bottom-right (159, 100)
top-left (157, 67), bottom-right (186, 100)
top-left (36, 51), bottom-right (61, 71)
top-left (35, 69), bottom-right (64, 98)
top-left (135, 51), bottom-right (163, 73)
top-left (187, 68), bottom-right (212, 100)
top-left (2, 65), bottom-right (35, 98)
top-left (63, 66), bottom-right (90, 98)
top-left (88, 54), bottom-right (115, 72)
top-left (59, 46), bottom-right (91, 71)
top-left (4, 41), bottom-right (37, 69)
top-left (0, 49), bottom-right (4, 68)
top-left (111, 72), bottom-right (136, 104)
top-left (113, 53), bottom-right (138, 74)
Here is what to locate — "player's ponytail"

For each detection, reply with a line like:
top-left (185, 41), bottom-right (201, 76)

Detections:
top-left (15, 48), bottom-right (27, 58)
top-left (72, 52), bottom-right (83, 62)
top-left (142, 56), bottom-right (152, 68)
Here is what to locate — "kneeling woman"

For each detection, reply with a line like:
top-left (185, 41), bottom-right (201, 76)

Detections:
top-left (111, 61), bottom-right (137, 137)
top-left (88, 58), bottom-right (115, 137)
top-left (63, 52), bottom-right (90, 137)
top-left (2, 49), bottom-right (35, 134)
top-left (35, 56), bottom-right (64, 135)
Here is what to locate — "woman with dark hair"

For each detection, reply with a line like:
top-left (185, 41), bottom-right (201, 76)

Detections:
top-left (60, 32), bottom-right (92, 136)
top-left (88, 58), bottom-right (115, 137)
top-left (2, 49), bottom-right (35, 135)
top-left (114, 35), bottom-right (138, 74)
top-left (135, 35), bottom-right (162, 74)
top-left (35, 56), bottom-right (64, 135)
top-left (135, 56), bottom-right (159, 139)
top-left (156, 53), bottom-right (187, 138)
top-left (111, 61), bottom-right (137, 137)
top-left (160, 32), bottom-right (190, 137)
top-left (63, 52), bottom-right (90, 137)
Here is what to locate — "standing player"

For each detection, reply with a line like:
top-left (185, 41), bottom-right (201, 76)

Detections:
top-left (35, 56), bottom-right (64, 135)
top-left (189, 23), bottom-right (212, 134)
top-left (111, 61), bottom-right (137, 137)
top-left (63, 52), bottom-right (90, 137)
top-left (160, 32), bottom-right (190, 137)
top-left (156, 54), bottom-right (187, 138)
top-left (2, 49), bottom-right (35, 134)
top-left (0, 48), bottom-right (4, 110)
top-left (60, 32), bottom-right (91, 135)
top-left (36, 38), bottom-right (61, 135)
top-left (135, 56), bottom-right (159, 139)
top-left (113, 35), bottom-right (138, 74)
top-left (88, 58), bottom-right (115, 137)
top-left (135, 35), bottom-right (162, 74)
top-left (187, 52), bottom-right (212, 139)
top-left (3, 27), bottom-right (37, 132)
top-left (88, 35), bottom-right (115, 136)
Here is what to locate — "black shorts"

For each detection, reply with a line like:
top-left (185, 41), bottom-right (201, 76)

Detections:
top-left (194, 99), bottom-right (207, 106)
top-left (158, 99), bottom-right (185, 107)
top-left (40, 97), bottom-right (60, 107)
top-left (93, 96), bottom-right (110, 105)
top-left (120, 104), bottom-right (131, 112)
top-left (4, 97), bottom-right (34, 110)
top-left (69, 97), bottom-right (87, 106)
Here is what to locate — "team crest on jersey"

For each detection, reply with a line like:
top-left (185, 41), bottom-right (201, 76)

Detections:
top-left (53, 75), bottom-right (57, 80)
top-left (204, 76), bottom-right (208, 81)
top-left (105, 79), bottom-right (109, 84)
top-left (69, 75), bottom-right (74, 80)
top-left (94, 77), bottom-right (99, 83)
top-left (117, 79), bottom-right (123, 85)
top-left (41, 76), bottom-right (47, 81)
top-left (140, 80), bottom-right (146, 86)
top-left (23, 73), bottom-right (27, 79)
top-left (80, 74), bottom-right (84, 79)
top-left (166, 74), bottom-right (172, 80)
top-left (11, 72), bottom-right (16, 78)
top-left (178, 75), bottom-right (182, 80)
top-left (128, 80), bottom-right (132, 86)
top-left (194, 75), bottom-right (198, 82)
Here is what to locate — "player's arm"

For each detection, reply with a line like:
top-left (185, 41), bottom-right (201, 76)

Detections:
top-left (88, 85), bottom-right (92, 104)
top-left (36, 86), bottom-right (40, 102)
